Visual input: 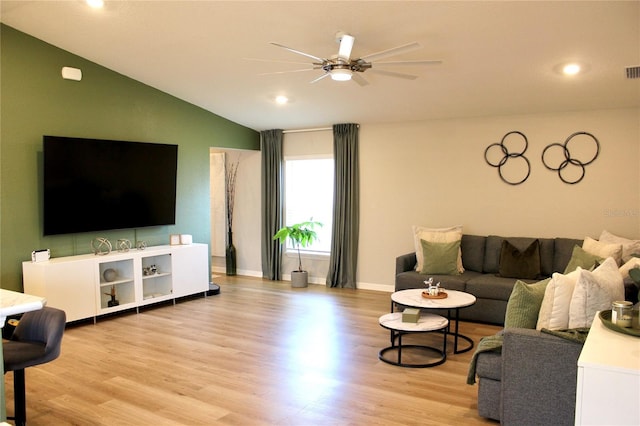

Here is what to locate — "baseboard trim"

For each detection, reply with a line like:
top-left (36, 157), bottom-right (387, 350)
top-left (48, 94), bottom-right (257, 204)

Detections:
top-left (211, 267), bottom-right (395, 293)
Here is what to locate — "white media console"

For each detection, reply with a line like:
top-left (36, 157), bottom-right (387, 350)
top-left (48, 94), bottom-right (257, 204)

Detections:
top-left (23, 243), bottom-right (209, 323)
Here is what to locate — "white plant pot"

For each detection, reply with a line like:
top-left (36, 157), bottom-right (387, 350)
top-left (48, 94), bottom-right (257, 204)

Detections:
top-left (291, 271), bottom-right (309, 288)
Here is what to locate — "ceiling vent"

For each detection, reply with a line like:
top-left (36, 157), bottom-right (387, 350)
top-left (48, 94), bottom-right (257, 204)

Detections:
top-left (625, 66), bottom-right (640, 79)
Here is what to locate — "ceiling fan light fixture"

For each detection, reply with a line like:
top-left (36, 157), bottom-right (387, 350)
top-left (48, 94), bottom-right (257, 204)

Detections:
top-left (86, 0), bottom-right (104, 8)
top-left (330, 68), bottom-right (352, 81)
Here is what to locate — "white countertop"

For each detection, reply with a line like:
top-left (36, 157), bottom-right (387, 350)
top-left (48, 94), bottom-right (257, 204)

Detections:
top-left (0, 289), bottom-right (46, 327)
top-left (578, 312), bottom-right (640, 374)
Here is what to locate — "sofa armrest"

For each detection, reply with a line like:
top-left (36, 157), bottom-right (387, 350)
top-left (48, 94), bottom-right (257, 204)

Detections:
top-left (396, 252), bottom-right (417, 275)
top-left (501, 328), bottom-right (583, 426)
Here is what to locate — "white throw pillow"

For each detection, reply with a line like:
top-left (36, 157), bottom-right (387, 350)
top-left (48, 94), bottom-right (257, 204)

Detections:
top-left (536, 269), bottom-right (580, 331)
top-left (599, 230), bottom-right (640, 263)
top-left (412, 225), bottom-right (464, 273)
top-left (619, 257), bottom-right (640, 284)
top-left (568, 257), bottom-right (624, 329)
top-left (582, 236), bottom-right (623, 266)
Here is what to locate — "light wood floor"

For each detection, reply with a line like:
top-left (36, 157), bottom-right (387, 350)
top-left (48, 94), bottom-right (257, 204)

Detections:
top-left (4, 276), bottom-right (501, 425)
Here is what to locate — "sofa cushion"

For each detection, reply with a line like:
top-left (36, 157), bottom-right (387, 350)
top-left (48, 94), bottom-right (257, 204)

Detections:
top-left (582, 236), bottom-right (623, 266)
top-left (461, 234), bottom-right (486, 272)
top-left (395, 270), bottom-right (478, 292)
top-left (568, 257), bottom-right (624, 328)
top-left (476, 350), bottom-right (502, 381)
top-left (419, 239), bottom-right (461, 275)
top-left (620, 257), bottom-right (640, 284)
top-left (599, 230), bottom-right (640, 263)
top-left (499, 239), bottom-right (541, 279)
top-left (412, 225), bottom-right (463, 273)
top-left (483, 235), bottom-right (504, 274)
top-left (538, 238), bottom-right (555, 276)
top-left (484, 236), bottom-right (552, 276)
top-left (466, 274), bottom-right (522, 300)
top-left (504, 278), bottom-right (550, 329)
top-left (553, 237), bottom-right (584, 272)
top-left (564, 245), bottom-right (603, 273)
top-left (536, 269), bottom-right (580, 331)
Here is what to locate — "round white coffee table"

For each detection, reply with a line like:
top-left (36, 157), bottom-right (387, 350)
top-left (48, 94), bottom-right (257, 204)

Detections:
top-left (378, 312), bottom-right (449, 368)
top-left (391, 289), bottom-right (476, 354)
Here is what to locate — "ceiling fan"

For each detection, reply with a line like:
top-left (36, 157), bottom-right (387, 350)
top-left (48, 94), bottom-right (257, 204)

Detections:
top-left (256, 32), bottom-right (442, 86)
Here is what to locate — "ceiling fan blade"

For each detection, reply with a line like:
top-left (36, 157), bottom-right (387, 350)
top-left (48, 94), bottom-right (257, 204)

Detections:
top-left (374, 59), bottom-right (443, 66)
top-left (269, 42), bottom-right (325, 62)
top-left (369, 69), bottom-right (418, 80)
top-left (359, 42), bottom-right (422, 63)
top-left (244, 57), bottom-right (313, 66)
top-left (258, 68), bottom-right (319, 76)
top-left (338, 34), bottom-right (355, 60)
top-left (351, 73), bottom-right (369, 86)
top-left (310, 73), bottom-right (331, 84)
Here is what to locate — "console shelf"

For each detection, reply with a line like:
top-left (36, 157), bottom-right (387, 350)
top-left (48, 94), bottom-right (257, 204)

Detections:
top-left (23, 243), bottom-right (209, 322)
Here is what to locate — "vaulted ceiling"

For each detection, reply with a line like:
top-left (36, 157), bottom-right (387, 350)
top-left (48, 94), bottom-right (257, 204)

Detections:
top-left (1, 1), bottom-right (639, 131)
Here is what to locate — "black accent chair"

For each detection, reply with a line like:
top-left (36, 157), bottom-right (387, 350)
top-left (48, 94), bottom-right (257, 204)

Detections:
top-left (3, 307), bottom-right (66, 426)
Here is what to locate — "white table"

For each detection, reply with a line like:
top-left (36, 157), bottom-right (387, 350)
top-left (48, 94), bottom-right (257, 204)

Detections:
top-left (575, 312), bottom-right (640, 425)
top-left (0, 289), bottom-right (47, 422)
top-left (378, 312), bottom-right (449, 367)
top-left (391, 289), bottom-right (476, 354)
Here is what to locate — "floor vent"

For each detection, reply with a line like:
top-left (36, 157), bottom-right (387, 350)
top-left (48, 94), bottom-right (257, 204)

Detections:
top-left (626, 66), bottom-right (640, 79)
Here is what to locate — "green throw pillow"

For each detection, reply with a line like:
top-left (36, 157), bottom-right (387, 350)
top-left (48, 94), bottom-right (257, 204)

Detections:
top-left (504, 278), bottom-right (551, 329)
top-left (564, 245), bottom-right (603, 273)
top-left (420, 239), bottom-right (461, 275)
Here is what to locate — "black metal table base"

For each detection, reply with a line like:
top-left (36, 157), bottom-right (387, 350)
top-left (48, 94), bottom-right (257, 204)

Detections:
top-left (392, 301), bottom-right (475, 355)
top-left (452, 332), bottom-right (474, 354)
top-left (448, 308), bottom-right (474, 354)
top-left (378, 329), bottom-right (447, 368)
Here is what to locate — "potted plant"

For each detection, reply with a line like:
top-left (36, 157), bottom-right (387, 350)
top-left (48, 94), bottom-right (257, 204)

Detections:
top-left (273, 219), bottom-right (322, 288)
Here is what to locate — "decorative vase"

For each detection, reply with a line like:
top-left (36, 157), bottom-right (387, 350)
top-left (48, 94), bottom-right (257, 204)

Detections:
top-left (291, 271), bottom-right (308, 288)
top-left (226, 231), bottom-right (237, 276)
top-left (103, 268), bottom-right (117, 282)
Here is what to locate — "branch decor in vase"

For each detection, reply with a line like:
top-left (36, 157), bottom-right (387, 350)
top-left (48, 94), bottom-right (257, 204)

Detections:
top-left (225, 156), bottom-right (240, 276)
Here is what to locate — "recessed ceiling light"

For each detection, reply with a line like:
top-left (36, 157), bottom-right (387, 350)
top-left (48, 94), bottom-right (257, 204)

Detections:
top-left (86, 0), bottom-right (104, 9)
top-left (563, 63), bottom-right (581, 75)
top-left (554, 61), bottom-right (589, 76)
top-left (275, 95), bottom-right (288, 105)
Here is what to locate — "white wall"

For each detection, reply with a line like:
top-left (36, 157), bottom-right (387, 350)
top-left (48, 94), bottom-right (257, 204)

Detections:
top-left (210, 149), bottom-right (262, 277)
top-left (217, 107), bottom-right (640, 290)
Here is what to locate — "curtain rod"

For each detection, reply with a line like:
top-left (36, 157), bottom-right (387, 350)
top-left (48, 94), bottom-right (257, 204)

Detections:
top-left (282, 127), bottom-right (332, 134)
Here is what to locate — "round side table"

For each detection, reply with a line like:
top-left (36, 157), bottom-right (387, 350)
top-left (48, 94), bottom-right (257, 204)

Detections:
top-left (378, 312), bottom-right (449, 368)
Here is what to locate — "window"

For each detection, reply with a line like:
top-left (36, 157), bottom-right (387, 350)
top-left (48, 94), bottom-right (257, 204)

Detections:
top-left (284, 157), bottom-right (333, 253)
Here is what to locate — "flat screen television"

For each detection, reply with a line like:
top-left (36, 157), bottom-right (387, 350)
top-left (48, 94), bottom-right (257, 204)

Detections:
top-left (43, 135), bottom-right (178, 236)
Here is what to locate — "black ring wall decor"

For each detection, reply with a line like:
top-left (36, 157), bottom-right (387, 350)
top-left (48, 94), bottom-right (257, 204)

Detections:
top-left (484, 131), bottom-right (531, 185)
top-left (541, 131), bottom-right (600, 184)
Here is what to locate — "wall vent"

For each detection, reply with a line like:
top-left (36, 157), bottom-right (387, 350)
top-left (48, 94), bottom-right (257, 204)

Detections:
top-left (626, 66), bottom-right (640, 79)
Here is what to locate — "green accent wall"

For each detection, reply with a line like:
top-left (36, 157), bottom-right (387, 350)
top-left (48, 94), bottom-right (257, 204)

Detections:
top-left (0, 24), bottom-right (260, 291)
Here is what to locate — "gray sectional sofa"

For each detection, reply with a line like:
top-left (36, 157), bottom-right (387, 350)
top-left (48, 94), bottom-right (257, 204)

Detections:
top-left (397, 233), bottom-right (638, 424)
top-left (396, 234), bottom-right (635, 325)
top-left (475, 328), bottom-right (584, 424)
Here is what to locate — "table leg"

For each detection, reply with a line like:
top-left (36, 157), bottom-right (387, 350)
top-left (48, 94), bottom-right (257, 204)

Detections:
top-left (1, 337), bottom-right (5, 422)
top-left (447, 307), bottom-right (474, 354)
